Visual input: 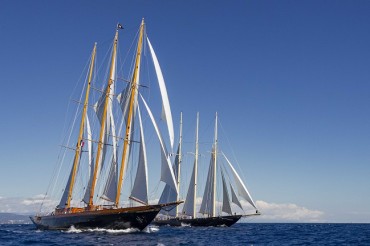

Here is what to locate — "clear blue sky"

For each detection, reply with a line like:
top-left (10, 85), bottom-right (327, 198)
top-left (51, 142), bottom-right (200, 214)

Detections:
top-left (1, 0), bottom-right (370, 222)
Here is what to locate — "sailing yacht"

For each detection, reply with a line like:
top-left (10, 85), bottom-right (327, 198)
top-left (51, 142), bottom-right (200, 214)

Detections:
top-left (30, 19), bottom-right (181, 230)
top-left (153, 113), bottom-right (260, 227)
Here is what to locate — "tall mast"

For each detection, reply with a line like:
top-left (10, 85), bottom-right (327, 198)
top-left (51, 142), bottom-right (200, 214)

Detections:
top-left (66, 43), bottom-right (97, 208)
top-left (175, 112), bottom-right (183, 216)
top-left (212, 112), bottom-right (218, 217)
top-left (115, 19), bottom-right (145, 206)
top-left (193, 112), bottom-right (199, 218)
top-left (88, 30), bottom-right (119, 207)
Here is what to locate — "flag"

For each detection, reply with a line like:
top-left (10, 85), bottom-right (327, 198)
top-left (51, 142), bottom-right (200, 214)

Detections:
top-left (117, 23), bottom-right (123, 29)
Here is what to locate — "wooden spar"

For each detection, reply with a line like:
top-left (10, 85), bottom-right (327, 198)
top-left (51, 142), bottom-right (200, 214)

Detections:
top-left (175, 112), bottom-right (183, 217)
top-left (66, 43), bottom-right (97, 208)
top-left (193, 112), bottom-right (199, 218)
top-left (212, 112), bottom-right (218, 217)
top-left (115, 19), bottom-right (145, 206)
top-left (88, 31), bottom-right (118, 207)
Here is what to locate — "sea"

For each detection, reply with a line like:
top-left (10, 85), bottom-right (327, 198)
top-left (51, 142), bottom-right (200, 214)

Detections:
top-left (1, 223), bottom-right (370, 245)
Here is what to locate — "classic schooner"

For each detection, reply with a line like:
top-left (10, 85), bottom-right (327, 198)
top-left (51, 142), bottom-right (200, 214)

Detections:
top-left (153, 113), bottom-right (260, 227)
top-left (30, 19), bottom-right (182, 230)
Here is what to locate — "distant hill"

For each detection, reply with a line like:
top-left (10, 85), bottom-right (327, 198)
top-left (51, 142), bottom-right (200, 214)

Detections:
top-left (0, 213), bottom-right (31, 224)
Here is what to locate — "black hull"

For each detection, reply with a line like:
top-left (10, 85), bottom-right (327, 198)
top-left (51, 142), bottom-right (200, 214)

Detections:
top-left (30, 205), bottom-right (161, 231)
top-left (152, 215), bottom-right (242, 227)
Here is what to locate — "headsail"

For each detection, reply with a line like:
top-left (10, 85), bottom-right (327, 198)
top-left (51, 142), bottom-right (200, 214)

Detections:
top-left (147, 37), bottom-right (174, 150)
top-left (222, 152), bottom-right (257, 209)
top-left (230, 182), bottom-right (243, 210)
top-left (221, 169), bottom-right (232, 215)
top-left (158, 144), bottom-right (180, 213)
top-left (140, 94), bottom-right (178, 193)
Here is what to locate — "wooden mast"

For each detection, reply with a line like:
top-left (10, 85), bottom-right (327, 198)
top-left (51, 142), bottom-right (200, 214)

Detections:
top-left (193, 112), bottom-right (199, 218)
top-left (66, 43), bottom-right (97, 208)
top-left (175, 112), bottom-right (183, 216)
top-left (212, 112), bottom-right (218, 217)
top-left (115, 19), bottom-right (145, 207)
top-left (88, 30), bottom-right (119, 207)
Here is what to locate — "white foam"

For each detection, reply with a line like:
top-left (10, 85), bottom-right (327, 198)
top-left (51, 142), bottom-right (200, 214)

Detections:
top-left (65, 225), bottom-right (82, 233)
top-left (87, 227), bottom-right (139, 234)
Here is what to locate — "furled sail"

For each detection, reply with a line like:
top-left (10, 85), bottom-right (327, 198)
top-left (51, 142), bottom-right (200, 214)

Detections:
top-left (222, 152), bottom-right (257, 209)
top-left (130, 105), bottom-right (149, 204)
top-left (146, 37), bottom-right (174, 150)
top-left (221, 169), bottom-right (232, 215)
top-left (140, 94), bottom-right (178, 193)
top-left (199, 152), bottom-right (215, 215)
top-left (158, 144), bottom-right (180, 213)
top-left (182, 160), bottom-right (197, 216)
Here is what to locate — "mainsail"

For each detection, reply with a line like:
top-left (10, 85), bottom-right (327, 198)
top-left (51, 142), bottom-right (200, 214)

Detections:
top-left (199, 151), bottom-right (215, 215)
top-left (182, 112), bottom-right (199, 218)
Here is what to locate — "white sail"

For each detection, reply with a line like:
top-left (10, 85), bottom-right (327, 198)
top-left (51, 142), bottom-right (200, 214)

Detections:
top-left (140, 94), bottom-right (178, 193)
top-left (230, 183), bottom-right (243, 210)
top-left (182, 160), bottom-right (196, 216)
top-left (93, 87), bottom-right (112, 171)
top-left (158, 145), bottom-right (180, 213)
top-left (222, 152), bottom-right (257, 209)
top-left (83, 114), bottom-right (95, 204)
top-left (147, 37), bottom-right (174, 150)
top-left (199, 152), bottom-right (215, 215)
top-left (221, 169), bottom-right (232, 215)
top-left (58, 170), bottom-right (72, 208)
top-left (130, 105), bottom-right (149, 204)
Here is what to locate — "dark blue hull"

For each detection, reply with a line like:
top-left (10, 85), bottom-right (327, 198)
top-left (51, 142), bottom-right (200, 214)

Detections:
top-left (30, 205), bottom-right (161, 231)
top-left (152, 215), bottom-right (242, 227)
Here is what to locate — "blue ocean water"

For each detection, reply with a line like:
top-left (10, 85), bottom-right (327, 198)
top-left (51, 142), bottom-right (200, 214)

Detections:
top-left (1, 223), bottom-right (370, 245)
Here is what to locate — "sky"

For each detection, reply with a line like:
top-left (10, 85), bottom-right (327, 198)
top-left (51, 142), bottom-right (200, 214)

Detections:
top-left (1, 0), bottom-right (370, 223)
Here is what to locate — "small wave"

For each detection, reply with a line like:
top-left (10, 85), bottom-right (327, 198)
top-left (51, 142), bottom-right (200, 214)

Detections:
top-left (65, 225), bottom-right (82, 233)
top-left (144, 226), bottom-right (159, 233)
top-left (87, 227), bottom-right (139, 234)
top-left (181, 222), bottom-right (191, 227)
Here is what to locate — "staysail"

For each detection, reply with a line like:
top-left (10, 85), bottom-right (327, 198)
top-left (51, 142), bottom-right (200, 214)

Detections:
top-left (140, 94), bottom-right (178, 193)
top-left (221, 169), bottom-right (232, 215)
top-left (130, 104), bottom-right (149, 204)
top-left (158, 145), bottom-right (180, 212)
top-left (83, 114), bottom-right (95, 204)
top-left (222, 152), bottom-right (257, 209)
